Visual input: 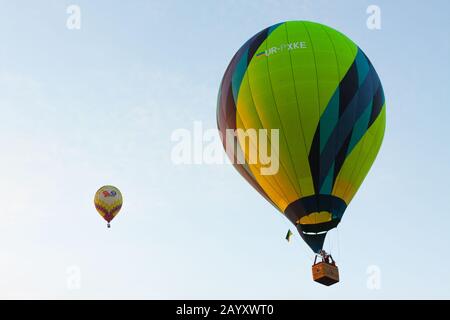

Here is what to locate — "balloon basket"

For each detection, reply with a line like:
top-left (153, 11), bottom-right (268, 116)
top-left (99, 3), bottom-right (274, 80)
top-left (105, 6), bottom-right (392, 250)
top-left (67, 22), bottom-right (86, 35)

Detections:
top-left (312, 261), bottom-right (339, 286)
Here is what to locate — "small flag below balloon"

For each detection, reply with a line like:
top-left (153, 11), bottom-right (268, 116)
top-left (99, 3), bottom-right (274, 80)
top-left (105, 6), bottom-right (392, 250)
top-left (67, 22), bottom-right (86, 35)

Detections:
top-left (285, 229), bottom-right (293, 242)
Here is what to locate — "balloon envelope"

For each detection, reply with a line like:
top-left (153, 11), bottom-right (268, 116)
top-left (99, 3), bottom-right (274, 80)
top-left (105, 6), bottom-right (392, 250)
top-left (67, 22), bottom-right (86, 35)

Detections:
top-left (94, 185), bottom-right (123, 225)
top-left (217, 21), bottom-right (386, 252)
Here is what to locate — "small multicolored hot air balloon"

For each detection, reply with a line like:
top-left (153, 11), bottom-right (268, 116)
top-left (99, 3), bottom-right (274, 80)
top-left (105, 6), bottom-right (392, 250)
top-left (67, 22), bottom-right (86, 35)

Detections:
top-left (94, 185), bottom-right (123, 228)
top-left (217, 21), bottom-right (385, 279)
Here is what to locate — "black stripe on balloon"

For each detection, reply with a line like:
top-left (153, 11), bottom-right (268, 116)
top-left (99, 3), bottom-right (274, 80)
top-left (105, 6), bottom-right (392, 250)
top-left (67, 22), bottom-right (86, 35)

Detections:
top-left (314, 52), bottom-right (381, 192)
top-left (247, 28), bottom-right (270, 63)
top-left (308, 128), bottom-right (321, 194)
top-left (332, 130), bottom-right (353, 183)
top-left (339, 59), bottom-right (359, 117)
top-left (308, 53), bottom-right (359, 194)
top-left (368, 82), bottom-right (385, 128)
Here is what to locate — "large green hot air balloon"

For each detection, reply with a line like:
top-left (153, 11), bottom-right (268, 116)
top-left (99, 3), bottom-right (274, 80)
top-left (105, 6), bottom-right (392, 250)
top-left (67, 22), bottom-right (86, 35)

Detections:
top-left (217, 21), bottom-right (386, 255)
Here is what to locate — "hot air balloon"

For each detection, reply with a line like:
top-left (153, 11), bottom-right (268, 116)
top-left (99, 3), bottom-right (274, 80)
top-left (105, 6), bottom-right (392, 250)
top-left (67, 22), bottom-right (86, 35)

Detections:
top-left (94, 185), bottom-right (123, 228)
top-left (217, 21), bottom-right (385, 285)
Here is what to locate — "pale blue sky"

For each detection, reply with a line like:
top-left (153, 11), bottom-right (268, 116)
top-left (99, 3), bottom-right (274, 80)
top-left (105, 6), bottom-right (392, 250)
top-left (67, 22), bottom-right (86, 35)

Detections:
top-left (0, 0), bottom-right (449, 299)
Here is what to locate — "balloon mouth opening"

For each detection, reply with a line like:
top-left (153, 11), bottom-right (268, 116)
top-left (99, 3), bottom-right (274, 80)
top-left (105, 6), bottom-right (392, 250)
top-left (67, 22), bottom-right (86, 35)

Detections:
top-left (296, 211), bottom-right (332, 225)
top-left (301, 230), bottom-right (327, 235)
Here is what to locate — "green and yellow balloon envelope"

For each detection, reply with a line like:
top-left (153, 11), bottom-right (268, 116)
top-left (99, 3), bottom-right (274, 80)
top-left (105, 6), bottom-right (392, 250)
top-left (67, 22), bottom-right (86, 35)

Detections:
top-left (217, 21), bottom-right (386, 253)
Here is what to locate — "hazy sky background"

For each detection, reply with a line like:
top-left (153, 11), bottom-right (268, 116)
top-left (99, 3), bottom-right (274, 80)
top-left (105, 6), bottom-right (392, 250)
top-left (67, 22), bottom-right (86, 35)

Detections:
top-left (0, 0), bottom-right (449, 299)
